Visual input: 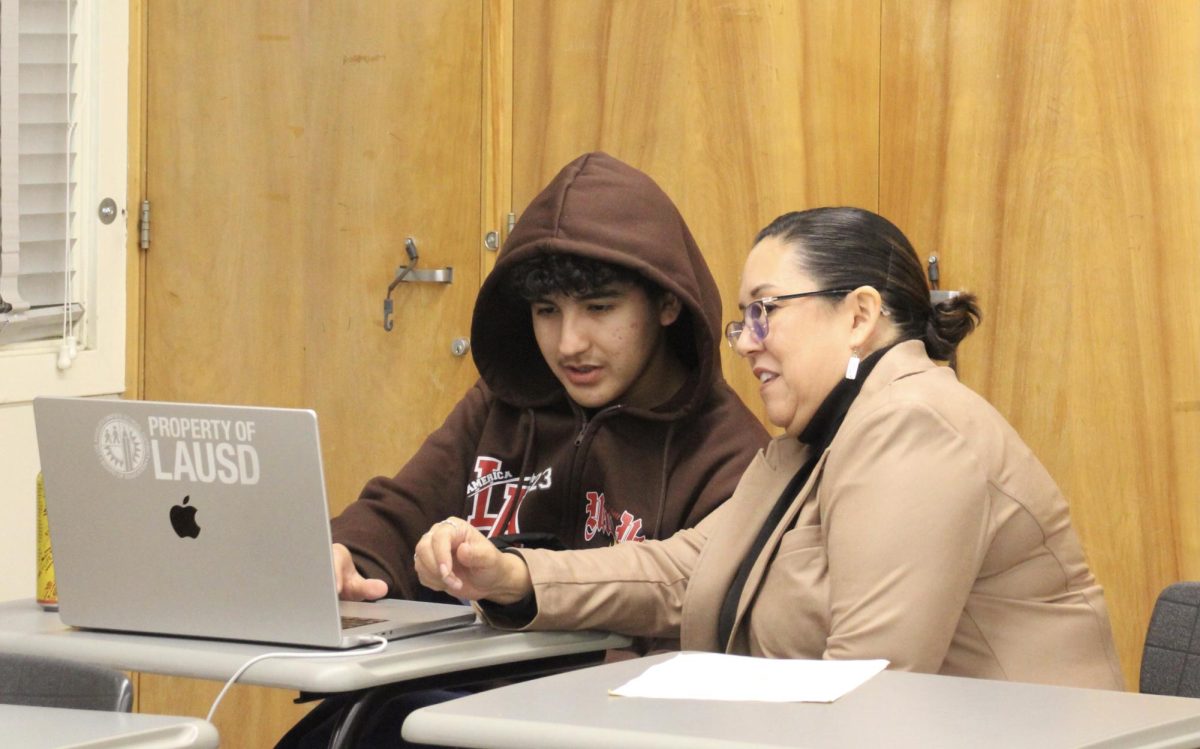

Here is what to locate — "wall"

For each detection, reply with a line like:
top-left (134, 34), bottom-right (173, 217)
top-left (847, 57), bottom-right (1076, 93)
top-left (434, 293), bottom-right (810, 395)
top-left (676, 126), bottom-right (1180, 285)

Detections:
top-left (0, 404), bottom-right (38, 602)
top-left (509, 0), bottom-right (1197, 688)
top-left (511, 0), bottom-right (882, 424)
top-left (0, 0), bottom-right (133, 604)
top-left (879, 0), bottom-right (1200, 686)
top-left (9, 0), bottom-right (1191, 694)
top-left (1, 396), bottom-right (127, 603)
top-left (132, 3), bottom-right (488, 743)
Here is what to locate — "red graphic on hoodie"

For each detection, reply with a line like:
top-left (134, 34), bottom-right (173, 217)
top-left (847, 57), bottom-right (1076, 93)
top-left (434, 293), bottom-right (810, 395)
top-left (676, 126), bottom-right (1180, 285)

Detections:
top-left (465, 457), bottom-right (550, 537)
top-left (584, 491), bottom-right (645, 543)
top-left (614, 510), bottom-right (645, 543)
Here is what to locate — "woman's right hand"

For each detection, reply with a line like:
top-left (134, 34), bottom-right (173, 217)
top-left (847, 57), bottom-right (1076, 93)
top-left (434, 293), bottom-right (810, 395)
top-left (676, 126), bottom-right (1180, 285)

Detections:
top-left (414, 518), bottom-right (533, 604)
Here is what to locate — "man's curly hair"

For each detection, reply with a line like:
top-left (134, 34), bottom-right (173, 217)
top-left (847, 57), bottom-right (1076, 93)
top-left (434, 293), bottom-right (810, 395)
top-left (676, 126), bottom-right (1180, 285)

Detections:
top-left (506, 252), bottom-right (697, 368)
top-left (507, 253), bottom-right (663, 302)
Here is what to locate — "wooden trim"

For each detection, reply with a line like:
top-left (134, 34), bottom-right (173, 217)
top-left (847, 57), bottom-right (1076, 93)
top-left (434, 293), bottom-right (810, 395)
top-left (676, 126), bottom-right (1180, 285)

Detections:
top-left (125, 0), bottom-right (146, 401)
top-left (481, 0), bottom-right (513, 282)
top-left (125, 0), bottom-right (145, 710)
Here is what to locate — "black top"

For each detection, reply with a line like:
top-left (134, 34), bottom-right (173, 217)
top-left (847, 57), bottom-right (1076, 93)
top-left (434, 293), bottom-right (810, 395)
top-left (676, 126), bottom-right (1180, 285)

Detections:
top-left (715, 345), bottom-right (897, 649)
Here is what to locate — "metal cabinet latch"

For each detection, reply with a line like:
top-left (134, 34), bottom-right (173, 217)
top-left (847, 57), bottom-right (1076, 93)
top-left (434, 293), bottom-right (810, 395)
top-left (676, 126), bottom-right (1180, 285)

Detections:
top-left (927, 255), bottom-right (960, 304)
top-left (383, 237), bottom-right (454, 331)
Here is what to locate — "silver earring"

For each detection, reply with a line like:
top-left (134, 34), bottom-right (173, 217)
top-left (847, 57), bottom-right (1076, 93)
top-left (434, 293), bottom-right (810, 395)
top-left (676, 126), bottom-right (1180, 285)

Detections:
top-left (845, 349), bottom-right (861, 380)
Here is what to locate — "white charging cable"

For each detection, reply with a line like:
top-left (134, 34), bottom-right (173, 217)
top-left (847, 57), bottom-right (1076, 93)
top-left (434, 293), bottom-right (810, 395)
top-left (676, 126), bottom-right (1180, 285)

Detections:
top-left (206, 635), bottom-right (389, 722)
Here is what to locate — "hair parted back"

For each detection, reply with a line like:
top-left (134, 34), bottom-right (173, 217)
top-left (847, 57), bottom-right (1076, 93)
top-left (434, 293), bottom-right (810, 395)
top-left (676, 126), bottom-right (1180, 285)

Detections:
top-left (755, 207), bottom-right (981, 361)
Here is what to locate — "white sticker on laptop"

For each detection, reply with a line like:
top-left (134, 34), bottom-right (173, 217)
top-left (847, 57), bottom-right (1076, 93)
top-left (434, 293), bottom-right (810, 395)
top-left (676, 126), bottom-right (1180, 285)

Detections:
top-left (94, 414), bottom-right (150, 479)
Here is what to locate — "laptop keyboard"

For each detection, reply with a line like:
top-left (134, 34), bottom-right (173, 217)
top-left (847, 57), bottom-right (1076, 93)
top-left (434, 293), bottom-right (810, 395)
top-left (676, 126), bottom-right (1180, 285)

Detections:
top-left (341, 615), bottom-right (386, 629)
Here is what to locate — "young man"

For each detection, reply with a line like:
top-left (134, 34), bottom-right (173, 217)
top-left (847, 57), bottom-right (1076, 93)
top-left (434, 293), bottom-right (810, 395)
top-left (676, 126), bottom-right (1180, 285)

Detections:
top-left (279, 153), bottom-right (768, 748)
top-left (330, 151), bottom-right (767, 602)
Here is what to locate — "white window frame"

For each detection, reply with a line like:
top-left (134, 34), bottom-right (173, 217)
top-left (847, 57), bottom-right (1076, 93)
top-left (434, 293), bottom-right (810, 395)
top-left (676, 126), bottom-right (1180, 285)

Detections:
top-left (0, 0), bottom-right (127, 404)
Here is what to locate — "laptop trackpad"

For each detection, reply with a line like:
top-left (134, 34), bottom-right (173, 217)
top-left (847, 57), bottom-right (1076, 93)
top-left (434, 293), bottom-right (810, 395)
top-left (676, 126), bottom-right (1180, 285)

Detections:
top-left (339, 598), bottom-right (476, 635)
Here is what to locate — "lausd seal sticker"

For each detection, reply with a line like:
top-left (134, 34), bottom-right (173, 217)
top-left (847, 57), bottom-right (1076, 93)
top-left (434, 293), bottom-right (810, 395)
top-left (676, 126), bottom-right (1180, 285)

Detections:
top-left (94, 413), bottom-right (150, 479)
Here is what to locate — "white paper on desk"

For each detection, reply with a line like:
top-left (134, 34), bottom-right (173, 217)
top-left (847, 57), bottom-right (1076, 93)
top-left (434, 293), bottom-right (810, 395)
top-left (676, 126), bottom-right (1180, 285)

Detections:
top-left (609, 653), bottom-right (888, 703)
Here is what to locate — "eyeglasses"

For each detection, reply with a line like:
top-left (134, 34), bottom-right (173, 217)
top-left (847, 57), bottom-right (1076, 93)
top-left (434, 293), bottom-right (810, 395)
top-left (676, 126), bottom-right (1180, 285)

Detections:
top-left (724, 289), bottom-right (854, 349)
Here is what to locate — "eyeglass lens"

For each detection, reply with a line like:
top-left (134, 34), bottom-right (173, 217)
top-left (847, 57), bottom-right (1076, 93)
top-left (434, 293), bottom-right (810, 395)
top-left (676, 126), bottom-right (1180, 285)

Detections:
top-left (746, 301), bottom-right (769, 340)
top-left (724, 301), bottom-right (767, 348)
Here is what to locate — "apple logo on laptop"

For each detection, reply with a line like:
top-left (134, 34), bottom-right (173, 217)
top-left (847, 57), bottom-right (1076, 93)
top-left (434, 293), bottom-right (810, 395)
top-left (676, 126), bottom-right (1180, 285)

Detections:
top-left (169, 495), bottom-right (201, 539)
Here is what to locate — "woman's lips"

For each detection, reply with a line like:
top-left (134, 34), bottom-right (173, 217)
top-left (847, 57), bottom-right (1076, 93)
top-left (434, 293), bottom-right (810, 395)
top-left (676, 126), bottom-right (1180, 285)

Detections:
top-left (753, 367), bottom-right (778, 388)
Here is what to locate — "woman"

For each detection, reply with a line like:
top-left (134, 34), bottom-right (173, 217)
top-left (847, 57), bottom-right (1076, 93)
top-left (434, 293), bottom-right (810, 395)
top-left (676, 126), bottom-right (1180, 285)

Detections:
top-left (416, 207), bottom-right (1124, 689)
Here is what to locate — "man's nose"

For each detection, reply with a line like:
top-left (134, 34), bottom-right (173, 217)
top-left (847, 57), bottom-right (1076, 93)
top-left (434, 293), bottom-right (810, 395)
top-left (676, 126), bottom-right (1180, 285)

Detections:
top-left (558, 311), bottom-right (590, 355)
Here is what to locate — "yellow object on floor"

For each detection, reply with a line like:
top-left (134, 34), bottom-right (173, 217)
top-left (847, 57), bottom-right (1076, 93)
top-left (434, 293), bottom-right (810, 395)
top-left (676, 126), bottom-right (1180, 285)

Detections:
top-left (36, 472), bottom-right (57, 610)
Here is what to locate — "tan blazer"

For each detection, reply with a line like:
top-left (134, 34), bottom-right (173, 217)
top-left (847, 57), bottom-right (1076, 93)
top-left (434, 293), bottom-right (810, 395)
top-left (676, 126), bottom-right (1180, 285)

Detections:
top-left (499, 341), bottom-right (1124, 689)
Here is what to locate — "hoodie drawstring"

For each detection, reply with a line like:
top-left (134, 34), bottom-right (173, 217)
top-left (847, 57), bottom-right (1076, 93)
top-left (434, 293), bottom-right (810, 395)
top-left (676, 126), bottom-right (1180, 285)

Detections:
top-left (652, 422), bottom-right (677, 540)
top-left (491, 408), bottom-right (538, 537)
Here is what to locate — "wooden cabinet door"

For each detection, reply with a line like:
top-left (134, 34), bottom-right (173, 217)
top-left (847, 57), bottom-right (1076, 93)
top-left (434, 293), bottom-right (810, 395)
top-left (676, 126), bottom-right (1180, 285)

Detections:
top-left (141, 2), bottom-right (484, 743)
top-left (511, 0), bottom-right (882, 426)
top-left (879, 0), bottom-right (1200, 686)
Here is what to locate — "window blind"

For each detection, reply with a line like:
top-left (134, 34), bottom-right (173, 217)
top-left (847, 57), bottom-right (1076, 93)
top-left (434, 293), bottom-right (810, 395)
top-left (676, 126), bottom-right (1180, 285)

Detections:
top-left (0, 0), bottom-right (82, 346)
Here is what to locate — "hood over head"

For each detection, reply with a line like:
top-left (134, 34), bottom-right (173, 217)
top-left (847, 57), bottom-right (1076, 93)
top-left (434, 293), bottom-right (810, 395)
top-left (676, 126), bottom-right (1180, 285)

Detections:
top-left (471, 152), bottom-right (725, 416)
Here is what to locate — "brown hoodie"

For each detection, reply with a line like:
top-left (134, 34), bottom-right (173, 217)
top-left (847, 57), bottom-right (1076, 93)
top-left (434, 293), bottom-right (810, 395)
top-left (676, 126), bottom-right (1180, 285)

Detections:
top-left (331, 152), bottom-right (768, 599)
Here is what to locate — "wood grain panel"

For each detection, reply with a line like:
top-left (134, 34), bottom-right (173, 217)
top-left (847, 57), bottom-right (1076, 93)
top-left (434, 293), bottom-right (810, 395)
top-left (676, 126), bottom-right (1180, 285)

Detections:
top-left (127, 0), bottom-right (146, 400)
top-left (143, 1), bottom-right (483, 742)
top-left (297, 3), bottom-right (484, 518)
top-left (482, 0), bottom-right (514, 280)
top-left (128, 0), bottom-right (146, 713)
top-left (512, 0), bottom-right (881, 423)
top-left (880, 0), bottom-right (1200, 688)
top-left (146, 1), bottom-right (483, 515)
top-left (138, 675), bottom-right (315, 747)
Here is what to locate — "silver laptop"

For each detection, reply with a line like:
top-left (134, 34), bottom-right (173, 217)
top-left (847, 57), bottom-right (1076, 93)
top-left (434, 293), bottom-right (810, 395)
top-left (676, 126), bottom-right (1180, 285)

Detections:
top-left (33, 396), bottom-right (476, 649)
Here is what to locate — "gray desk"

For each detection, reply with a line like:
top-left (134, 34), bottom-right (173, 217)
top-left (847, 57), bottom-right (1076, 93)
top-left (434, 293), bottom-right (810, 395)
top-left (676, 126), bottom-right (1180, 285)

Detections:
top-left (403, 652), bottom-right (1200, 749)
top-left (0, 703), bottom-right (218, 749)
top-left (0, 598), bottom-right (628, 747)
top-left (0, 599), bottom-right (627, 692)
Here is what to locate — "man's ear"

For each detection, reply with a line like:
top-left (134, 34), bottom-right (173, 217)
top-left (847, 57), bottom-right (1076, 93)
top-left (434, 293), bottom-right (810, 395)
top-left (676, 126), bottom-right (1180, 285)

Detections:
top-left (658, 292), bottom-right (683, 327)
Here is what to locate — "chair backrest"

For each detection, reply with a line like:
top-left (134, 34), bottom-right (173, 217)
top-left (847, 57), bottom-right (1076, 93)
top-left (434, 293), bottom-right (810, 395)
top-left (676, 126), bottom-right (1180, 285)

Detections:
top-left (1141, 581), bottom-right (1200, 697)
top-left (0, 652), bottom-right (133, 711)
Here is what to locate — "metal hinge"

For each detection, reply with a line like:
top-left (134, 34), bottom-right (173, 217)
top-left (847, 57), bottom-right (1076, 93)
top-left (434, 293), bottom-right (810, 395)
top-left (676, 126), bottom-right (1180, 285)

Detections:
top-left (139, 200), bottom-right (151, 250)
top-left (506, 211), bottom-right (517, 236)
